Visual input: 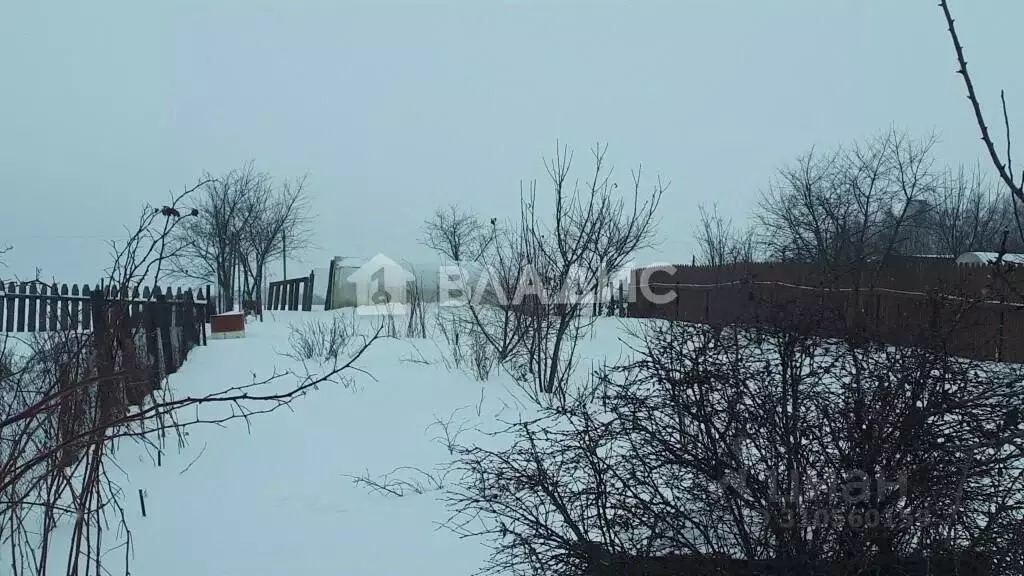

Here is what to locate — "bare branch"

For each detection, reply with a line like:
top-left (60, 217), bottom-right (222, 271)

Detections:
top-left (938, 0), bottom-right (1024, 204)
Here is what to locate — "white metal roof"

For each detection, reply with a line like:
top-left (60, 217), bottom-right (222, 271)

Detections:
top-left (955, 252), bottom-right (1024, 265)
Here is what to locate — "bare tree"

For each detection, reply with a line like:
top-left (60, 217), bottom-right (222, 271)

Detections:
top-left (168, 166), bottom-right (258, 311)
top-left (421, 204), bottom-right (496, 262)
top-left (760, 147), bottom-right (856, 267)
top-left (694, 203), bottom-right (759, 266)
top-left (927, 165), bottom-right (1016, 255)
top-left (758, 130), bottom-right (939, 273)
top-left (236, 173), bottom-right (312, 309)
top-left (744, 141), bottom-right (1016, 266)
top-left (168, 162), bottom-right (312, 313)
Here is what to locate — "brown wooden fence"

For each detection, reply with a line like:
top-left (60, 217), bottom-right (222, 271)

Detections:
top-left (583, 549), bottom-right (990, 576)
top-left (0, 281), bottom-right (212, 333)
top-left (628, 261), bottom-right (1024, 363)
top-left (630, 260), bottom-right (1018, 299)
top-left (0, 282), bottom-right (213, 468)
top-left (268, 271), bottom-right (315, 311)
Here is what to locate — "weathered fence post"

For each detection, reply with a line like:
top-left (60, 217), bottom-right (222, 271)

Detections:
top-left (131, 286), bottom-right (142, 321)
top-left (37, 284), bottom-right (48, 331)
top-left (303, 270), bottom-right (315, 311)
top-left (80, 285), bottom-right (92, 331)
top-left (155, 288), bottom-right (175, 376)
top-left (27, 283), bottom-right (38, 332)
top-left (324, 258), bottom-right (337, 311)
top-left (90, 289), bottom-right (117, 424)
top-left (48, 283), bottom-right (58, 331)
top-left (176, 301), bottom-right (188, 363)
top-left (70, 284), bottom-right (81, 330)
top-left (183, 290), bottom-right (197, 351)
top-left (60, 284), bottom-right (70, 330)
top-left (143, 299), bottom-right (161, 390)
top-left (4, 282), bottom-right (15, 332)
top-left (16, 282), bottom-right (27, 332)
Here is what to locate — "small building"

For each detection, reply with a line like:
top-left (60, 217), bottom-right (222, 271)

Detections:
top-left (323, 255), bottom-right (488, 310)
top-left (323, 256), bottom-right (367, 310)
top-left (955, 252), bottom-right (1024, 266)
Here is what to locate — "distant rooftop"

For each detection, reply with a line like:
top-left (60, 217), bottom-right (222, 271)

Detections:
top-left (956, 252), bottom-right (1024, 265)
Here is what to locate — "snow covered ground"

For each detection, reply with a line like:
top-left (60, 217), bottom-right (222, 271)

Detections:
top-left (41, 307), bottom-right (640, 575)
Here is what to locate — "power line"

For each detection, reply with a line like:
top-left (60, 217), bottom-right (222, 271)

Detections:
top-left (2, 234), bottom-right (112, 240)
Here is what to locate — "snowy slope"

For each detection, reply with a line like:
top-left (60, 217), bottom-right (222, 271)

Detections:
top-left (40, 308), bottom-right (639, 575)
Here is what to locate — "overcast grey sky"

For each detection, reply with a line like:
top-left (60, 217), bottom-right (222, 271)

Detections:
top-left (1, 1), bottom-right (1021, 284)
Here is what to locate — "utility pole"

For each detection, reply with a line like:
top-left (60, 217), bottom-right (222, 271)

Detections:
top-left (236, 258), bottom-right (242, 311)
top-left (282, 230), bottom-right (287, 280)
top-left (229, 259), bottom-right (236, 312)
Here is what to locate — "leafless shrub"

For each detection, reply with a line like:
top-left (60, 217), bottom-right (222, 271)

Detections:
top-left (466, 326), bottom-right (496, 381)
top-left (432, 306), bottom-right (496, 381)
top-left (435, 306), bottom-right (465, 369)
top-left (380, 300), bottom-right (399, 339)
top-left (443, 312), bottom-right (1024, 575)
top-left (288, 312), bottom-right (356, 362)
top-left (458, 143), bottom-right (663, 402)
top-left (405, 276), bottom-right (428, 339)
top-left (460, 230), bottom-right (533, 368)
top-left (0, 183), bottom-right (210, 576)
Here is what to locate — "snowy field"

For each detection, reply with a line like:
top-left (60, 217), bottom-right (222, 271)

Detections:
top-left (36, 307), bottom-right (640, 575)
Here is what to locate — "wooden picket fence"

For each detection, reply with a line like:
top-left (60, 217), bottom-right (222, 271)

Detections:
top-left (267, 271), bottom-right (315, 311)
top-left (0, 281), bottom-right (212, 333)
top-left (0, 281), bottom-right (211, 467)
